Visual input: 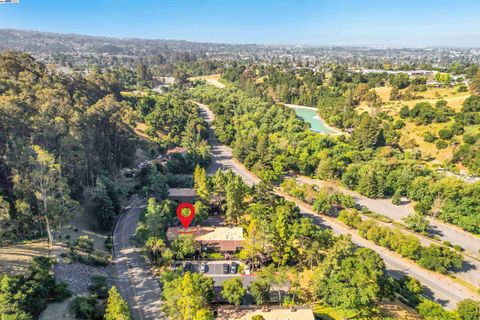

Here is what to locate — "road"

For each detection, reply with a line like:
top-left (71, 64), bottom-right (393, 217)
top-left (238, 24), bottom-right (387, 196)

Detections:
top-left (296, 175), bottom-right (480, 261)
top-left (113, 197), bottom-right (164, 320)
top-left (195, 101), bottom-right (480, 309)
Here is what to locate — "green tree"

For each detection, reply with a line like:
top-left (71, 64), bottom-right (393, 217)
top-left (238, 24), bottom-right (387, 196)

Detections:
top-left (225, 175), bottom-right (247, 225)
top-left (162, 272), bottom-right (214, 320)
top-left (144, 237), bottom-right (166, 264)
top-left (312, 243), bottom-right (387, 314)
top-left (26, 145), bottom-right (79, 245)
top-left (172, 234), bottom-right (199, 259)
top-left (457, 299), bottom-right (480, 320)
top-left (91, 179), bottom-right (116, 230)
top-left (194, 165), bottom-right (210, 202)
top-left (105, 286), bottom-right (131, 320)
top-left (249, 279), bottom-right (271, 305)
top-left (221, 278), bottom-right (246, 306)
top-left (403, 213), bottom-right (430, 233)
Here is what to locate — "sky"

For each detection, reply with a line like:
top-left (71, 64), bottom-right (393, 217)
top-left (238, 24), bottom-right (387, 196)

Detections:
top-left (0, 0), bottom-right (479, 47)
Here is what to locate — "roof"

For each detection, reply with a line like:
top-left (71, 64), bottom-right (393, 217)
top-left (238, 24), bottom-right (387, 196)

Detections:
top-left (241, 308), bottom-right (315, 320)
top-left (168, 188), bottom-right (196, 197)
top-left (216, 307), bottom-right (315, 320)
top-left (166, 226), bottom-right (244, 251)
top-left (167, 226), bottom-right (244, 242)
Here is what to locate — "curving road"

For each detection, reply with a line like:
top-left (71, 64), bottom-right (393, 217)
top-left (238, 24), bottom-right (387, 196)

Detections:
top-left (113, 197), bottom-right (164, 320)
top-left (195, 101), bottom-right (480, 309)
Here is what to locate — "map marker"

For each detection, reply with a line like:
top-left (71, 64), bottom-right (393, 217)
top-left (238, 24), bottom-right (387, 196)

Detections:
top-left (176, 202), bottom-right (195, 229)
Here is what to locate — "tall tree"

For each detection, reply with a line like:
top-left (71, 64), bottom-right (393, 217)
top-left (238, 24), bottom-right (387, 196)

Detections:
top-left (225, 175), bottom-right (247, 225)
top-left (25, 145), bottom-right (79, 245)
top-left (105, 286), bottom-right (132, 320)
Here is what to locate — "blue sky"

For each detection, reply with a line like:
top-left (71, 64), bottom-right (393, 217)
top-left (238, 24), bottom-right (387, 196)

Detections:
top-left (0, 0), bottom-right (479, 47)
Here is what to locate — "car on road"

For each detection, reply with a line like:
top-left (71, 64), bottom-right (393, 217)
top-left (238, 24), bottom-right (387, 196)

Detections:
top-left (199, 263), bottom-right (208, 273)
top-left (230, 262), bottom-right (237, 274)
top-left (222, 263), bottom-right (230, 274)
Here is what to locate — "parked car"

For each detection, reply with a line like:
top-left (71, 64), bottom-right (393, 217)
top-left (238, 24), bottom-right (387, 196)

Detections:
top-left (183, 262), bottom-right (193, 273)
top-left (199, 263), bottom-right (208, 273)
top-left (222, 263), bottom-right (230, 274)
top-left (230, 262), bottom-right (237, 274)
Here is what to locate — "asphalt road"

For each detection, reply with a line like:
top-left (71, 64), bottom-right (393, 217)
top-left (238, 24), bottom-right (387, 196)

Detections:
top-left (297, 175), bottom-right (480, 261)
top-left (113, 197), bottom-right (164, 320)
top-left (195, 101), bottom-right (480, 309)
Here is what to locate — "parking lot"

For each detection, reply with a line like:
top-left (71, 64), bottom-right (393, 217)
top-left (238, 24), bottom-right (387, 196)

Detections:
top-left (176, 260), bottom-right (255, 287)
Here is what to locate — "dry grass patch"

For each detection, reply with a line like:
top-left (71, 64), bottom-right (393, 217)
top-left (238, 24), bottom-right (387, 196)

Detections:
top-left (190, 74), bottom-right (225, 88)
top-left (0, 240), bottom-right (49, 275)
top-left (399, 122), bottom-right (454, 163)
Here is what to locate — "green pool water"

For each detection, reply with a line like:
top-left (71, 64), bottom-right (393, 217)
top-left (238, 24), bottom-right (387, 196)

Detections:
top-left (289, 105), bottom-right (337, 134)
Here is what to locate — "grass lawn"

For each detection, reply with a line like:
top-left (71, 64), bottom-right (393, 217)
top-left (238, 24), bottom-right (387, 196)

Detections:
top-left (0, 239), bottom-right (50, 275)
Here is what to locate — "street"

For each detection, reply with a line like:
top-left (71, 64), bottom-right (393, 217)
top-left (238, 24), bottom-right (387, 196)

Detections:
top-left (113, 197), bottom-right (164, 320)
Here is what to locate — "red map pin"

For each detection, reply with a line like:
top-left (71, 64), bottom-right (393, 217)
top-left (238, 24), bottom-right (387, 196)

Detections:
top-left (176, 203), bottom-right (195, 229)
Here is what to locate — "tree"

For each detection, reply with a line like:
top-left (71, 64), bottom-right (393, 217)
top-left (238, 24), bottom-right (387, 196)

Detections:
top-left (26, 145), bottom-right (79, 245)
top-left (352, 115), bottom-right (385, 150)
top-left (194, 165), bottom-right (210, 202)
top-left (143, 165), bottom-right (169, 200)
top-left (144, 237), bottom-right (166, 264)
top-left (469, 71), bottom-right (480, 95)
top-left (105, 286), bottom-right (131, 320)
top-left (457, 299), bottom-right (480, 320)
top-left (403, 213), bottom-right (430, 233)
top-left (162, 272), bottom-right (214, 320)
top-left (172, 234), bottom-right (199, 259)
top-left (91, 179), bottom-right (116, 230)
top-left (225, 175), bottom-right (247, 225)
top-left (249, 279), bottom-right (271, 305)
top-left (221, 278), bottom-right (246, 306)
top-left (251, 316), bottom-right (266, 320)
top-left (0, 195), bottom-right (12, 242)
top-left (312, 243), bottom-right (387, 314)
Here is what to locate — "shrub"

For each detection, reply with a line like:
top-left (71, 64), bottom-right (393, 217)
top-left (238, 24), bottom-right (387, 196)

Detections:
top-left (70, 295), bottom-right (104, 320)
top-left (76, 236), bottom-right (95, 253)
top-left (438, 128), bottom-right (454, 140)
top-left (89, 275), bottom-right (109, 299)
top-left (338, 209), bottom-right (362, 228)
top-left (435, 140), bottom-right (448, 150)
top-left (423, 131), bottom-right (438, 143)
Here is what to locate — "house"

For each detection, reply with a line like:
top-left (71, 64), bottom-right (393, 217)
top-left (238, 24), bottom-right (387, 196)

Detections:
top-left (168, 188), bottom-right (196, 202)
top-left (216, 306), bottom-right (315, 320)
top-left (166, 226), bottom-right (244, 252)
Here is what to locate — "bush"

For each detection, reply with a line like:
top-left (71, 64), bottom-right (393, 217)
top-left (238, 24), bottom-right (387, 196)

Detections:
top-left (70, 295), bottom-right (105, 320)
top-left (76, 236), bottom-right (95, 253)
top-left (89, 275), bottom-right (109, 299)
top-left (104, 235), bottom-right (113, 253)
top-left (423, 131), bottom-right (438, 143)
top-left (338, 209), bottom-right (362, 228)
top-left (435, 140), bottom-right (448, 150)
top-left (438, 128), bottom-right (454, 140)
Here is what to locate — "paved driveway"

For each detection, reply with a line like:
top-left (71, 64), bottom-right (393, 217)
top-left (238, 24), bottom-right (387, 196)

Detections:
top-left (181, 260), bottom-right (255, 287)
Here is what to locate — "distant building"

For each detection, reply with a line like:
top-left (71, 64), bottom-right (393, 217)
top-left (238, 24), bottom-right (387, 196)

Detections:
top-left (216, 306), bottom-right (315, 320)
top-left (168, 188), bottom-right (196, 202)
top-left (166, 226), bottom-right (244, 252)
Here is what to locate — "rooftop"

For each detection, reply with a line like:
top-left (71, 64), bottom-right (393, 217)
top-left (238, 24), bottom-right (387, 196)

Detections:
top-left (167, 226), bottom-right (244, 242)
top-left (217, 307), bottom-right (315, 320)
